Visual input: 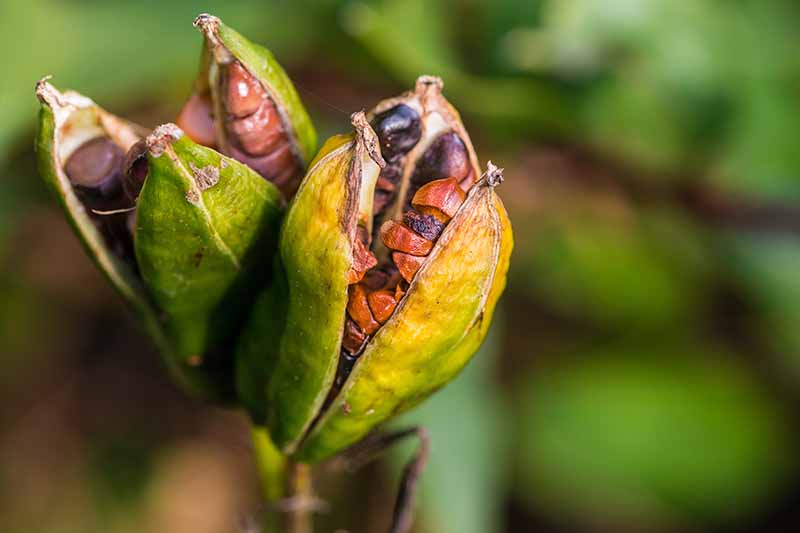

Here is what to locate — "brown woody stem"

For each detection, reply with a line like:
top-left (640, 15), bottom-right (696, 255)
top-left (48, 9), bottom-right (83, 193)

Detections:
top-left (285, 462), bottom-right (315, 533)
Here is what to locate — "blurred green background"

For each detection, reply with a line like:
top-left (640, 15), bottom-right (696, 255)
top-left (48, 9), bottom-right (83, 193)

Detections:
top-left (2, 0), bottom-right (800, 531)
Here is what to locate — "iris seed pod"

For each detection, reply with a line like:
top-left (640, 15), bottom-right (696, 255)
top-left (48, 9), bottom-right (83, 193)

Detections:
top-left (35, 79), bottom-right (283, 400)
top-left (178, 14), bottom-right (317, 199)
top-left (239, 77), bottom-right (512, 462)
top-left (133, 123), bottom-right (283, 399)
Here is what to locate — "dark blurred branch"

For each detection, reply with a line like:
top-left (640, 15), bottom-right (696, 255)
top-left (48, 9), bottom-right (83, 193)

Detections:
top-left (529, 144), bottom-right (800, 237)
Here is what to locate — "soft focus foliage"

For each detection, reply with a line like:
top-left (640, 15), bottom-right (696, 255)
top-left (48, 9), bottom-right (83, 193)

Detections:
top-left (2, 0), bottom-right (800, 532)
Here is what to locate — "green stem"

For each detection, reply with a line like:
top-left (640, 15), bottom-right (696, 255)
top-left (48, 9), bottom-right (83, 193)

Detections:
top-left (251, 426), bottom-right (287, 532)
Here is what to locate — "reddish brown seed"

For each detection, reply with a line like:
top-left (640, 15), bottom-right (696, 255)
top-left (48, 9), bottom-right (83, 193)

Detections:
top-left (393, 251), bottom-right (426, 283)
top-left (348, 238), bottom-right (378, 284)
top-left (230, 143), bottom-right (297, 182)
top-left (367, 290), bottom-right (397, 324)
top-left (416, 132), bottom-right (471, 182)
top-left (342, 317), bottom-right (367, 354)
top-left (347, 284), bottom-right (380, 334)
top-left (412, 177), bottom-right (465, 222)
top-left (380, 220), bottom-right (433, 256)
top-left (228, 100), bottom-right (285, 156)
top-left (176, 93), bottom-right (217, 148)
top-left (376, 176), bottom-right (396, 191)
top-left (226, 62), bottom-right (266, 118)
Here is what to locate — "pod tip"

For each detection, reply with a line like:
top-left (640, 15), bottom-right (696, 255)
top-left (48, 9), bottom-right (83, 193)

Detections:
top-left (193, 13), bottom-right (220, 31)
top-left (416, 75), bottom-right (444, 94)
top-left (351, 111), bottom-right (385, 168)
top-left (146, 123), bottom-right (183, 158)
top-left (485, 161), bottom-right (504, 188)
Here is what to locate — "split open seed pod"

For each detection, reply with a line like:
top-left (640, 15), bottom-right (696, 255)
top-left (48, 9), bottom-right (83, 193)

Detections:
top-left (35, 79), bottom-right (283, 401)
top-left (239, 77), bottom-right (512, 462)
top-left (177, 14), bottom-right (316, 199)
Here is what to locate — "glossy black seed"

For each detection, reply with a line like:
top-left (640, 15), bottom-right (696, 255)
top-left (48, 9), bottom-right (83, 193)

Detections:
top-left (371, 104), bottom-right (421, 161)
top-left (403, 209), bottom-right (445, 241)
top-left (123, 139), bottom-right (149, 203)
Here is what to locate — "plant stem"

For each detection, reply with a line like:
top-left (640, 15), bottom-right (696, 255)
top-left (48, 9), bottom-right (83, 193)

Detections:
top-left (285, 462), bottom-right (314, 533)
top-left (251, 426), bottom-right (287, 532)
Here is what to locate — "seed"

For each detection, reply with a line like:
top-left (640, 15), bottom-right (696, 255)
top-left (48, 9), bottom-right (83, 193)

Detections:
top-left (122, 139), bottom-right (149, 203)
top-left (392, 251), bottom-right (426, 283)
top-left (380, 220), bottom-right (434, 256)
top-left (230, 143), bottom-right (297, 184)
top-left (176, 93), bottom-right (217, 148)
top-left (64, 137), bottom-right (126, 211)
top-left (376, 176), bottom-right (396, 192)
top-left (342, 317), bottom-right (367, 354)
top-left (226, 62), bottom-right (266, 118)
top-left (411, 177), bottom-right (465, 222)
top-left (403, 209), bottom-right (445, 241)
top-left (347, 284), bottom-right (380, 334)
top-left (348, 238), bottom-right (378, 284)
top-left (373, 189), bottom-right (393, 216)
top-left (367, 290), bottom-right (397, 324)
top-left (370, 104), bottom-right (422, 162)
top-left (380, 163), bottom-right (402, 185)
top-left (228, 99), bottom-right (285, 156)
top-left (414, 132), bottom-right (471, 183)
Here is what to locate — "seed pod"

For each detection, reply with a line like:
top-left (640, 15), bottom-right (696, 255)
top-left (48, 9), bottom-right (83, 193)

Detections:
top-left (134, 123), bottom-right (283, 399)
top-left (178, 14), bottom-right (316, 199)
top-left (238, 78), bottom-right (512, 462)
top-left (35, 78), bottom-right (284, 401)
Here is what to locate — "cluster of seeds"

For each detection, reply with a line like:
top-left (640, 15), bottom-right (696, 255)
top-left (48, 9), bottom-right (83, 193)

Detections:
top-left (178, 60), bottom-right (300, 197)
top-left (339, 103), bottom-right (473, 357)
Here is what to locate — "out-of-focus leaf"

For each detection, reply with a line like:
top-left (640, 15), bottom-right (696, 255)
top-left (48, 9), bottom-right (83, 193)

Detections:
top-left (725, 235), bottom-right (800, 380)
top-left (514, 346), bottom-right (795, 527)
top-left (513, 209), bottom-right (707, 329)
top-left (390, 321), bottom-right (509, 533)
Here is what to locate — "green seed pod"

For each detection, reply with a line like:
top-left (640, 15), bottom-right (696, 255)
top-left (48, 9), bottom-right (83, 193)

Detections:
top-left (133, 123), bottom-right (283, 399)
top-left (177, 14), bottom-right (316, 199)
top-left (35, 79), bottom-right (283, 401)
top-left (240, 77), bottom-right (512, 462)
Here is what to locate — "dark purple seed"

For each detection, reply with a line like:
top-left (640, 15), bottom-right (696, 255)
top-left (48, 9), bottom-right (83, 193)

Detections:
top-left (123, 139), bottom-right (149, 203)
top-left (380, 163), bottom-right (402, 185)
top-left (370, 104), bottom-right (421, 161)
top-left (414, 132), bottom-right (470, 184)
top-left (64, 137), bottom-right (127, 211)
top-left (403, 209), bottom-right (445, 241)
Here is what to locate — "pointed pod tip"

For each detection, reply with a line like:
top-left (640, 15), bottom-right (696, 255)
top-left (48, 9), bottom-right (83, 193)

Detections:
top-left (146, 123), bottom-right (184, 158)
top-left (351, 111), bottom-right (385, 168)
top-left (415, 75), bottom-right (444, 95)
top-left (35, 76), bottom-right (94, 111)
top-left (193, 13), bottom-right (220, 32)
top-left (485, 161), bottom-right (505, 188)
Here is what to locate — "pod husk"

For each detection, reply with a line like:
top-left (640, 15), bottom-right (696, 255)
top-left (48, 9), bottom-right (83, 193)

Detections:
top-left (296, 169), bottom-right (512, 462)
top-left (134, 124), bottom-right (283, 399)
top-left (192, 14), bottom-right (317, 169)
